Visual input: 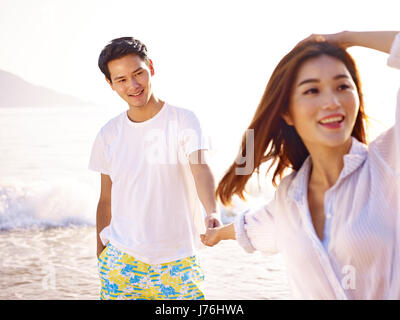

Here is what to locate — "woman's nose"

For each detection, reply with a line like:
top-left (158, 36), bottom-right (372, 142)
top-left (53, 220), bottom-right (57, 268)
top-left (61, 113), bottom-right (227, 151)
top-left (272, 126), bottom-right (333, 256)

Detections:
top-left (322, 92), bottom-right (340, 109)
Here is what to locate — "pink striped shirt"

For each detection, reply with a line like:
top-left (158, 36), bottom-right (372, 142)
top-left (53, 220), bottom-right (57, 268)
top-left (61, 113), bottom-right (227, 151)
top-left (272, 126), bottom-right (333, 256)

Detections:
top-left (234, 33), bottom-right (400, 299)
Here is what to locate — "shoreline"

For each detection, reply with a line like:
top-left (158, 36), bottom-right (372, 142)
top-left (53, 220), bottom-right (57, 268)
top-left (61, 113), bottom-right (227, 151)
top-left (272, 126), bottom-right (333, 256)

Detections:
top-left (0, 226), bottom-right (290, 300)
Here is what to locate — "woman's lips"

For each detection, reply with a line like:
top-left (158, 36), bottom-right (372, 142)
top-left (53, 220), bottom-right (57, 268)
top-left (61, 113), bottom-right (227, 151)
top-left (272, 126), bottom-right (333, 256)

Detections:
top-left (318, 114), bottom-right (345, 129)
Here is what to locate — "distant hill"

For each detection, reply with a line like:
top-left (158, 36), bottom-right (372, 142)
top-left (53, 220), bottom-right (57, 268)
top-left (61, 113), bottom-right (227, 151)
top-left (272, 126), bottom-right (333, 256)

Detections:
top-left (0, 69), bottom-right (96, 107)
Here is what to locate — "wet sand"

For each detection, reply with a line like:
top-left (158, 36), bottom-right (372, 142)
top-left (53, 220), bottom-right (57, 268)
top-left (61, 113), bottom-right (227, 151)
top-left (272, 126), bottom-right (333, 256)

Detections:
top-left (0, 226), bottom-right (291, 300)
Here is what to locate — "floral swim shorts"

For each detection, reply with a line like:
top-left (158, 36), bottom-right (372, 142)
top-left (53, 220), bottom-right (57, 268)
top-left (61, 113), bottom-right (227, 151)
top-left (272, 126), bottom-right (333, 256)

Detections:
top-left (97, 243), bottom-right (205, 300)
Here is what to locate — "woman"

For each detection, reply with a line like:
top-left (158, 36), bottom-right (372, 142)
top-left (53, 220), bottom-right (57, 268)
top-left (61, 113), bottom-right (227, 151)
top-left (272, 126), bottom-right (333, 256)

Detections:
top-left (201, 31), bottom-right (400, 299)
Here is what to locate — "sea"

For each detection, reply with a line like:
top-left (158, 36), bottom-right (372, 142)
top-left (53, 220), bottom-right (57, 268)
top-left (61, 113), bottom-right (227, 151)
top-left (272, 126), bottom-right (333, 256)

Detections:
top-left (0, 105), bottom-right (290, 300)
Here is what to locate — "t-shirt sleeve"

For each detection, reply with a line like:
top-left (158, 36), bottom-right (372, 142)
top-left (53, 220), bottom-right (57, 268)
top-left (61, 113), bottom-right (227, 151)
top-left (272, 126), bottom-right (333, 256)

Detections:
top-left (88, 130), bottom-right (111, 175)
top-left (180, 110), bottom-right (211, 157)
top-left (371, 33), bottom-right (400, 175)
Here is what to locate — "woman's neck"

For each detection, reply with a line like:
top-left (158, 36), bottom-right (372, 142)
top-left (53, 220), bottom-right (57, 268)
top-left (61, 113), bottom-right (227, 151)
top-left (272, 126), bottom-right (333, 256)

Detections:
top-left (307, 138), bottom-right (352, 189)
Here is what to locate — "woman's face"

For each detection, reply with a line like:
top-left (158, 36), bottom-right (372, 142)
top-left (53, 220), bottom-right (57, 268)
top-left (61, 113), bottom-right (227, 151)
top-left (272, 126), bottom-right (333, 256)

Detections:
top-left (283, 55), bottom-right (360, 152)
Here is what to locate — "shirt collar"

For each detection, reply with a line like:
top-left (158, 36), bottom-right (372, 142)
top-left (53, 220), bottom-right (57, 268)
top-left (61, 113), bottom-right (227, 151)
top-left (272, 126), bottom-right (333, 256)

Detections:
top-left (287, 137), bottom-right (368, 204)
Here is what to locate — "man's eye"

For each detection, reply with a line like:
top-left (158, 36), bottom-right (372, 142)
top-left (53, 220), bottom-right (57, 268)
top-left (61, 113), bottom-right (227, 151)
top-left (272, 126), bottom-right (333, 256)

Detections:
top-left (119, 79), bottom-right (126, 83)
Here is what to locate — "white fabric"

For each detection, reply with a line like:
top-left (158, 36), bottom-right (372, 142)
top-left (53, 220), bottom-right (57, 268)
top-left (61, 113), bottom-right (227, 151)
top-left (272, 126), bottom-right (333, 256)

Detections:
top-left (235, 33), bottom-right (400, 299)
top-left (88, 103), bottom-right (210, 264)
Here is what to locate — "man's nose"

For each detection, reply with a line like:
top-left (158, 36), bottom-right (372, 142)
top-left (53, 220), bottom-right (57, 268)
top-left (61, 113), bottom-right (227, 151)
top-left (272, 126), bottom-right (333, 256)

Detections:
top-left (128, 77), bottom-right (140, 89)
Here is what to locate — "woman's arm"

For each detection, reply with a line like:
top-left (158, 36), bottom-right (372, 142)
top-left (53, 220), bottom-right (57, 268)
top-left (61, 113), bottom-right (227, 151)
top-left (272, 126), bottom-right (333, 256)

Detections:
top-left (301, 31), bottom-right (399, 54)
top-left (341, 31), bottom-right (399, 53)
top-left (201, 204), bottom-right (279, 256)
top-left (201, 223), bottom-right (236, 247)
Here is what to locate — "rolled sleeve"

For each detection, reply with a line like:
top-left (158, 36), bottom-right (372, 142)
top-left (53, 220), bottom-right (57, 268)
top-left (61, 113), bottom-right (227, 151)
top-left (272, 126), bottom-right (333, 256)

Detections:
top-left (372, 33), bottom-right (400, 175)
top-left (387, 33), bottom-right (400, 68)
top-left (234, 205), bottom-right (278, 256)
top-left (234, 210), bottom-right (256, 253)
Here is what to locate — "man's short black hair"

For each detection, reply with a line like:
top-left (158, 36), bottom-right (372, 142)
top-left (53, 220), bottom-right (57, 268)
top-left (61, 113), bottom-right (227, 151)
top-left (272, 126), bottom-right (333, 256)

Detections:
top-left (98, 37), bottom-right (149, 82)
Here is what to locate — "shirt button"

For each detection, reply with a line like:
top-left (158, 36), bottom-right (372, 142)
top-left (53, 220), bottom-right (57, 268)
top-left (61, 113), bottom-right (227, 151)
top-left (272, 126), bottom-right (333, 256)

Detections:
top-left (326, 213), bottom-right (332, 219)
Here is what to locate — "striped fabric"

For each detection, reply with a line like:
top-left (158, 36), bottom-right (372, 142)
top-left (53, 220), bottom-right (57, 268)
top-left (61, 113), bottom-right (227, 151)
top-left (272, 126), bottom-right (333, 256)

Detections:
top-left (234, 33), bottom-right (400, 299)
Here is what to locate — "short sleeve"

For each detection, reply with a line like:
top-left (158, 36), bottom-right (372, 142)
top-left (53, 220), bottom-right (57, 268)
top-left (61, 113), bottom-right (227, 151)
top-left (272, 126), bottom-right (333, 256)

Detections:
top-left (180, 110), bottom-right (211, 157)
top-left (234, 204), bottom-right (278, 256)
top-left (88, 130), bottom-right (111, 175)
top-left (372, 33), bottom-right (400, 174)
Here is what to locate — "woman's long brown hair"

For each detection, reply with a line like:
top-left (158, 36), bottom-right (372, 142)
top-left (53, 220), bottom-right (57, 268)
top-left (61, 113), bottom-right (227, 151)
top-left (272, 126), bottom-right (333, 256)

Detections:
top-left (216, 41), bottom-right (367, 206)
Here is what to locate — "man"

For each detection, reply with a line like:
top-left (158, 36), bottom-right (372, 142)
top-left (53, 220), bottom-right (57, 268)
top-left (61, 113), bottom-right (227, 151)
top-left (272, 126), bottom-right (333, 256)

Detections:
top-left (88, 37), bottom-right (221, 300)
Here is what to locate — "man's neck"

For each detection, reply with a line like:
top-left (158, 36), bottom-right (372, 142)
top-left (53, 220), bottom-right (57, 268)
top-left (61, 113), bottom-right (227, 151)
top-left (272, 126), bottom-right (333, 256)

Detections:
top-left (127, 96), bottom-right (164, 123)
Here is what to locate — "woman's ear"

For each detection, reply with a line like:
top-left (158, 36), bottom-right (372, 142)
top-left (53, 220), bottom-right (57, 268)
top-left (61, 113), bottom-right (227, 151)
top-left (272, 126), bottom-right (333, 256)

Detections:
top-left (281, 112), bottom-right (294, 126)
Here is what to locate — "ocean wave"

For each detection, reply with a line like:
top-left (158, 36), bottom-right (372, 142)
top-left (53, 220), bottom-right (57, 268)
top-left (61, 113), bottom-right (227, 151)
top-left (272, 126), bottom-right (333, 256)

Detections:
top-left (0, 176), bottom-right (271, 232)
top-left (0, 178), bottom-right (98, 231)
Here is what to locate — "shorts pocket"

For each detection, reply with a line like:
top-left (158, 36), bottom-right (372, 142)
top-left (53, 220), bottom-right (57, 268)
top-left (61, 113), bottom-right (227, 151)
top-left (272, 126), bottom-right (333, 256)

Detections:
top-left (97, 244), bottom-right (110, 264)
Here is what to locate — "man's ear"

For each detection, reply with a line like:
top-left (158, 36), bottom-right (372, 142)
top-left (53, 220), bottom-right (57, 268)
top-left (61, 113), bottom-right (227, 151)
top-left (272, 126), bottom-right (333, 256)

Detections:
top-left (148, 59), bottom-right (155, 76)
top-left (106, 77), bottom-right (115, 90)
top-left (281, 112), bottom-right (294, 126)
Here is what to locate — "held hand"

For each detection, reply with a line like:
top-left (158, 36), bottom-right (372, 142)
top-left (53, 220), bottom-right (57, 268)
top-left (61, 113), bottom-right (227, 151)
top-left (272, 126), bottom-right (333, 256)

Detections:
top-left (200, 226), bottom-right (223, 247)
top-left (205, 212), bottom-right (222, 229)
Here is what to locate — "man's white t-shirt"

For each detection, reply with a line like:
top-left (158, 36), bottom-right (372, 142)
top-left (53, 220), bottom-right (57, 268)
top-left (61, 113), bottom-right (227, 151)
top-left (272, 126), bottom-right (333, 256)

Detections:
top-left (88, 103), bottom-right (210, 264)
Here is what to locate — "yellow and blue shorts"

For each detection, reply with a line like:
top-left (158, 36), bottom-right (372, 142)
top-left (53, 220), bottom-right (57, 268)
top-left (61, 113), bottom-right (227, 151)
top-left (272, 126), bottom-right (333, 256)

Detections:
top-left (97, 243), bottom-right (205, 300)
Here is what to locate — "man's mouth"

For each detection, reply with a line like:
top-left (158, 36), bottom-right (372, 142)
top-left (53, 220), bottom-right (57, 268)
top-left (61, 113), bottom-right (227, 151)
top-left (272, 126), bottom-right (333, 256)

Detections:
top-left (129, 89), bottom-right (144, 97)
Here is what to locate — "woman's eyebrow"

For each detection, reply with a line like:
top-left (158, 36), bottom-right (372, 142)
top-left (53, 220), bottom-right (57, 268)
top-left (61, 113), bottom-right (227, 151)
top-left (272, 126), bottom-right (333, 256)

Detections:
top-left (297, 74), bottom-right (349, 87)
top-left (333, 74), bottom-right (350, 80)
top-left (297, 78), bottom-right (319, 87)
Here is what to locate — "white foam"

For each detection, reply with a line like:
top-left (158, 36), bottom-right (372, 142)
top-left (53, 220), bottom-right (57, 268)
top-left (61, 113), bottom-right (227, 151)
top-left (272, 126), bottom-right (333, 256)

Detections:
top-left (0, 177), bottom-right (98, 231)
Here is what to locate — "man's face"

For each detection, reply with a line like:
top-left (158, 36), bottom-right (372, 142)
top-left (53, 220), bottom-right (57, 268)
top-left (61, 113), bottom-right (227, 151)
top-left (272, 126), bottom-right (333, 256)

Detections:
top-left (106, 54), bottom-right (154, 108)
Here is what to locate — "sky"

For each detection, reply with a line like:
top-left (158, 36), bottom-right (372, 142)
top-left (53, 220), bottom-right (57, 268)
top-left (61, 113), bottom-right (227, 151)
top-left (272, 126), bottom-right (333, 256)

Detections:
top-left (1, 0), bottom-right (400, 161)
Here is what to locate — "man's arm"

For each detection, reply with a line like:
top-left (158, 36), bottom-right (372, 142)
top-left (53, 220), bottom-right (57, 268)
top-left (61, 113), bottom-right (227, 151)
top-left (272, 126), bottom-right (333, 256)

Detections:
top-left (189, 150), bottom-right (222, 228)
top-left (96, 173), bottom-right (112, 258)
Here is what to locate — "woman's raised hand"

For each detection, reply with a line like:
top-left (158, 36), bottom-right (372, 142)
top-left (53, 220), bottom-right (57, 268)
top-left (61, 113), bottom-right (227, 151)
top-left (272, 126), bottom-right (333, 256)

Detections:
top-left (297, 31), bottom-right (351, 49)
top-left (298, 31), bottom-right (399, 54)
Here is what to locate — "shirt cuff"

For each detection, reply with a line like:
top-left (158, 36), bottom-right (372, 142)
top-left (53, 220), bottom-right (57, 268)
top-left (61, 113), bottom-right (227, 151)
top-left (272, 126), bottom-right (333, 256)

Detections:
top-left (388, 33), bottom-right (400, 68)
top-left (234, 211), bottom-right (256, 253)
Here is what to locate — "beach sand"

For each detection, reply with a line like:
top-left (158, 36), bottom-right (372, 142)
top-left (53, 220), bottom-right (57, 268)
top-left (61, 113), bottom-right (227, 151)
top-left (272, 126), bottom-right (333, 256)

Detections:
top-left (0, 226), bottom-right (291, 300)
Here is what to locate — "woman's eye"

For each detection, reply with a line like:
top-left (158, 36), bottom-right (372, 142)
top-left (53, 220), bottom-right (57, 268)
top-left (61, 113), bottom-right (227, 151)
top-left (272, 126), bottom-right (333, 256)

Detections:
top-left (338, 84), bottom-right (350, 90)
top-left (303, 88), bottom-right (319, 95)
